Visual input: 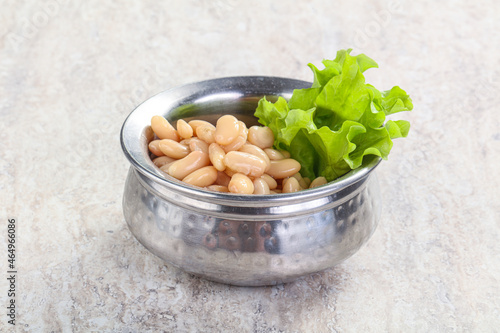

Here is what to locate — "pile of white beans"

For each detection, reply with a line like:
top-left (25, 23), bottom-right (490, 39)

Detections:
top-left (148, 115), bottom-right (328, 194)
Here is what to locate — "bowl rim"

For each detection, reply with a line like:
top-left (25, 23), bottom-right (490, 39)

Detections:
top-left (120, 75), bottom-right (382, 205)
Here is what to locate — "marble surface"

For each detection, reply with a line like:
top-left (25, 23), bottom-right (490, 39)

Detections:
top-left (1, 0), bottom-right (499, 331)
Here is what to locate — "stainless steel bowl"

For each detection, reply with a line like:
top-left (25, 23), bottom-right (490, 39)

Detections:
top-left (120, 76), bottom-right (382, 286)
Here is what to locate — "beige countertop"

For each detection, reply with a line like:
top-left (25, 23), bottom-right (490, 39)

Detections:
top-left (1, 0), bottom-right (499, 332)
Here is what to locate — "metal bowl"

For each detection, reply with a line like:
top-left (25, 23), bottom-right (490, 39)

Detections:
top-left (120, 76), bottom-right (382, 286)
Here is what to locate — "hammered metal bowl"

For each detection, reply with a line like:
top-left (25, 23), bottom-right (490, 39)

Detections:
top-left (120, 76), bottom-right (382, 286)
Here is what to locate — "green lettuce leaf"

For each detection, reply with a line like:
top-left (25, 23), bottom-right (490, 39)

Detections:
top-left (254, 49), bottom-right (413, 182)
top-left (254, 96), bottom-right (289, 140)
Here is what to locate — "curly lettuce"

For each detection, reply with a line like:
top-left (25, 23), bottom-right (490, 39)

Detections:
top-left (254, 49), bottom-right (413, 181)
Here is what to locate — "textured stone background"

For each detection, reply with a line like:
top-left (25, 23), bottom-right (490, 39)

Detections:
top-left (1, 0), bottom-right (499, 332)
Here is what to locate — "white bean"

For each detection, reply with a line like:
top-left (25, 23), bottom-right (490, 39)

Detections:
top-left (292, 173), bottom-right (308, 189)
top-left (168, 151), bottom-right (210, 180)
top-left (223, 151), bottom-right (267, 178)
top-left (221, 122), bottom-right (248, 152)
top-left (151, 116), bottom-right (180, 141)
top-left (148, 140), bottom-right (164, 156)
top-left (215, 115), bottom-right (240, 145)
top-left (206, 185), bottom-right (229, 192)
top-left (264, 148), bottom-right (286, 160)
top-left (282, 177), bottom-right (301, 193)
top-left (253, 178), bottom-right (271, 195)
top-left (188, 138), bottom-right (209, 154)
top-left (188, 120), bottom-right (215, 133)
top-left (158, 139), bottom-right (190, 159)
top-left (248, 126), bottom-right (274, 149)
top-left (177, 119), bottom-right (193, 139)
top-left (183, 166), bottom-right (218, 187)
top-left (303, 177), bottom-right (311, 188)
top-left (228, 173), bottom-right (254, 194)
top-left (238, 144), bottom-right (270, 171)
top-left (209, 143), bottom-right (226, 171)
top-left (309, 176), bottom-right (327, 188)
top-left (196, 125), bottom-right (216, 144)
top-left (266, 159), bottom-right (301, 179)
top-left (221, 135), bottom-right (246, 153)
top-left (153, 156), bottom-right (176, 168)
top-left (281, 150), bottom-right (291, 158)
top-left (260, 174), bottom-right (278, 190)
